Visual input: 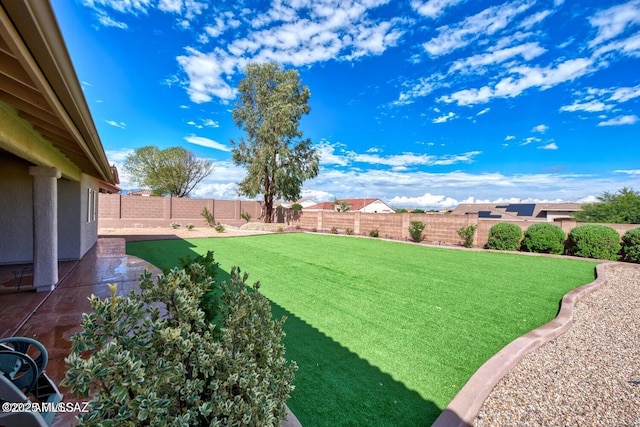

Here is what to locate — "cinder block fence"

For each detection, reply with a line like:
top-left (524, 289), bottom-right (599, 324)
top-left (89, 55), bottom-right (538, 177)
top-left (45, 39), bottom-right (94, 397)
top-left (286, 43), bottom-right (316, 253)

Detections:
top-left (98, 194), bottom-right (638, 247)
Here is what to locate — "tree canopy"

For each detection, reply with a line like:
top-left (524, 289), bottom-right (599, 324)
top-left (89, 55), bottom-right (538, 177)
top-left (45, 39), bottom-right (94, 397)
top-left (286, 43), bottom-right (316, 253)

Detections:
top-left (574, 187), bottom-right (640, 224)
top-left (123, 146), bottom-right (213, 197)
top-left (231, 62), bottom-right (319, 223)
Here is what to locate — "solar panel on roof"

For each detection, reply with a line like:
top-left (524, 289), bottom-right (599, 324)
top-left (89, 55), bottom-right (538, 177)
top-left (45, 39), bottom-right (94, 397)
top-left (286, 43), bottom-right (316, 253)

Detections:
top-left (478, 211), bottom-right (502, 218)
top-left (505, 204), bottom-right (536, 216)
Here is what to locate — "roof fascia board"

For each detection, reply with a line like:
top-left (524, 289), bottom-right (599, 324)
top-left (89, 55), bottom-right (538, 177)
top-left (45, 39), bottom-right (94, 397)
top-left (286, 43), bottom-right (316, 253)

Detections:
top-left (0, 1), bottom-right (114, 182)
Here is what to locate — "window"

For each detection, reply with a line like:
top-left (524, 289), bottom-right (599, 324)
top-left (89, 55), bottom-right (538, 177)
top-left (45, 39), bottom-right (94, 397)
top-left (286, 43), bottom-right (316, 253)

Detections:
top-left (87, 188), bottom-right (97, 222)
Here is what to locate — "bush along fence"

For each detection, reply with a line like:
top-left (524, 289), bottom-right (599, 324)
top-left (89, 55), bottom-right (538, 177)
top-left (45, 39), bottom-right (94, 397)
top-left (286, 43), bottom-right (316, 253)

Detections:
top-left (486, 221), bottom-right (640, 262)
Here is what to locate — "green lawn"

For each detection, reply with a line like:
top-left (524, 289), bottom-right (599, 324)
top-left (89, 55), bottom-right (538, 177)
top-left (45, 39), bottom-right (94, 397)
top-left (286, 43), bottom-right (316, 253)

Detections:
top-left (127, 233), bottom-right (598, 426)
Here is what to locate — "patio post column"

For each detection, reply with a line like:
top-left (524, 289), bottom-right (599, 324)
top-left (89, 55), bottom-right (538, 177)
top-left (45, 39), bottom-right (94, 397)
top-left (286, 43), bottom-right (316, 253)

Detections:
top-left (29, 166), bottom-right (61, 292)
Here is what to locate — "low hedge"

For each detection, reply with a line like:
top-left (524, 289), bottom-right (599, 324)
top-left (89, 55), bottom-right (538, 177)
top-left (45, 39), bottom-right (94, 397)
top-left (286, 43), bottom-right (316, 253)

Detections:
top-left (487, 223), bottom-right (522, 251)
top-left (622, 227), bottom-right (640, 263)
top-left (567, 224), bottom-right (621, 260)
top-left (522, 223), bottom-right (566, 254)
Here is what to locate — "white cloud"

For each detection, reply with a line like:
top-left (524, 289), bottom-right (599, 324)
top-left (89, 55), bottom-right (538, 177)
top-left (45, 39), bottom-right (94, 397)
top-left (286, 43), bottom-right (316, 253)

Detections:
top-left (422, 0), bottom-right (534, 56)
top-left (538, 142), bottom-right (558, 150)
top-left (184, 135), bottom-right (231, 151)
top-left (609, 83), bottom-right (640, 102)
top-left (440, 57), bottom-right (595, 105)
top-left (411, 0), bottom-right (466, 19)
top-left (521, 137), bottom-right (540, 145)
top-left (532, 124), bottom-right (548, 133)
top-left (597, 114), bottom-right (639, 126)
top-left (105, 120), bottom-right (126, 129)
top-left (505, 135), bottom-right (516, 140)
top-left (476, 108), bottom-right (490, 116)
top-left (96, 11), bottom-right (128, 29)
top-left (448, 42), bottom-right (547, 74)
top-left (316, 141), bottom-right (481, 167)
top-left (560, 100), bottom-right (612, 112)
top-left (519, 10), bottom-right (552, 30)
top-left (178, 1), bottom-right (404, 103)
top-left (433, 112), bottom-right (456, 123)
top-left (614, 169), bottom-right (640, 175)
top-left (588, 0), bottom-right (640, 47)
top-left (388, 193), bottom-right (458, 209)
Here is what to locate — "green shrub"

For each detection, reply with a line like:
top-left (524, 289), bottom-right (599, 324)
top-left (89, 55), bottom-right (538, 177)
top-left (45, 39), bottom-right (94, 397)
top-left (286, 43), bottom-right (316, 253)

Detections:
top-left (622, 227), bottom-right (640, 263)
top-left (186, 223), bottom-right (195, 230)
top-left (345, 228), bottom-right (354, 235)
top-left (487, 223), bottom-right (523, 251)
top-left (331, 226), bottom-right (339, 234)
top-left (63, 253), bottom-right (296, 426)
top-left (408, 221), bottom-right (426, 242)
top-left (411, 209), bottom-right (425, 214)
top-left (240, 210), bottom-right (252, 223)
top-left (567, 224), bottom-right (621, 260)
top-left (291, 203), bottom-right (303, 211)
top-left (277, 226), bottom-right (284, 233)
top-left (369, 228), bottom-right (379, 238)
top-left (170, 221), bottom-right (181, 229)
top-left (395, 208), bottom-right (408, 213)
top-left (522, 223), bottom-right (566, 254)
top-left (456, 224), bottom-right (477, 248)
top-left (201, 207), bottom-right (216, 227)
top-left (214, 223), bottom-right (225, 232)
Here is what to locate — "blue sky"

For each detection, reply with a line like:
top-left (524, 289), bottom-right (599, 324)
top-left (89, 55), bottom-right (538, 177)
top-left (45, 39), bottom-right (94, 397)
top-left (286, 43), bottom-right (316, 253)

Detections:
top-left (51, 0), bottom-right (639, 208)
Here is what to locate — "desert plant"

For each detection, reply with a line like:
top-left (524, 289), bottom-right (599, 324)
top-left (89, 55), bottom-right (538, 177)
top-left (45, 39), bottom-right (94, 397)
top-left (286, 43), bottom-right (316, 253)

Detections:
top-left (567, 224), bottom-right (621, 260)
top-left (369, 228), bottom-right (379, 238)
top-left (277, 226), bottom-right (284, 233)
top-left (457, 224), bottom-right (477, 248)
top-left (63, 254), bottom-right (296, 426)
top-left (522, 223), bottom-right (565, 254)
top-left (408, 221), bottom-right (426, 242)
top-left (331, 226), bottom-right (339, 234)
top-left (345, 228), bottom-right (354, 235)
top-left (622, 227), bottom-right (640, 263)
top-left (487, 223), bottom-right (523, 251)
top-left (186, 223), bottom-right (195, 230)
top-left (240, 210), bottom-right (252, 223)
top-left (170, 221), bottom-right (181, 229)
top-left (214, 223), bottom-right (225, 232)
top-left (201, 207), bottom-right (216, 227)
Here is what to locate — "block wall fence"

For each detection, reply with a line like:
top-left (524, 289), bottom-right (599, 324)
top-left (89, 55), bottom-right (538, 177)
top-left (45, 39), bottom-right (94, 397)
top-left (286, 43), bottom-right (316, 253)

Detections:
top-left (98, 194), bottom-right (262, 229)
top-left (98, 194), bottom-right (638, 247)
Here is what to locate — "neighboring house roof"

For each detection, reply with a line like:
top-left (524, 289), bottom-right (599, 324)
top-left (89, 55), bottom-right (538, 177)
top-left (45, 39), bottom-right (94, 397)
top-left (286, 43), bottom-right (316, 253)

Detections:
top-left (450, 202), bottom-right (582, 221)
top-left (127, 189), bottom-right (155, 196)
top-left (305, 198), bottom-right (395, 212)
top-left (0, 1), bottom-right (118, 189)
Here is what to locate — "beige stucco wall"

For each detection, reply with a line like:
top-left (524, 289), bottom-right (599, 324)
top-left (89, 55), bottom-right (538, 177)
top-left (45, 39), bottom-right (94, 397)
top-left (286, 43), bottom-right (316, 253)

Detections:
top-left (0, 153), bottom-right (34, 263)
top-left (0, 151), bottom-right (99, 264)
top-left (58, 174), bottom-right (100, 260)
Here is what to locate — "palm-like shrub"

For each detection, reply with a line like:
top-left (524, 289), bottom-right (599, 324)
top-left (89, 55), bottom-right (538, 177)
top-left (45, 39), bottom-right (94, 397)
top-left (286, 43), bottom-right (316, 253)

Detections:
top-left (63, 253), bottom-right (296, 426)
top-left (567, 224), bottom-right (621, 260)
top-left (522, 223), bottom-right (566, 254)
top-left (622, 227), bottom-right (640, 263)
top-left (487, 223), bottom-right (522, 251)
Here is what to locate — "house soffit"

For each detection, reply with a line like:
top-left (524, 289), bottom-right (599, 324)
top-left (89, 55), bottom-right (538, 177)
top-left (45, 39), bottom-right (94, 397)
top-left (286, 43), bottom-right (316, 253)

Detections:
top-left (0, 1), bottom-right (116, 185)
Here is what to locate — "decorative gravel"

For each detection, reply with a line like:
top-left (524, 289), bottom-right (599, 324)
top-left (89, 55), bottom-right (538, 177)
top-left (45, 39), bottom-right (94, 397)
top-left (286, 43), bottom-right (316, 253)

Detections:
top-left (475, 263), bottom-right (640, 426)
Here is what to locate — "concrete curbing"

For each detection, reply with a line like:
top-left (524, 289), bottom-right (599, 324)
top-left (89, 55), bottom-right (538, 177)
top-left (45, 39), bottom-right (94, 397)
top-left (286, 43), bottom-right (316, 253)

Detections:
top-left (432, 262), bottom-right (612, 427)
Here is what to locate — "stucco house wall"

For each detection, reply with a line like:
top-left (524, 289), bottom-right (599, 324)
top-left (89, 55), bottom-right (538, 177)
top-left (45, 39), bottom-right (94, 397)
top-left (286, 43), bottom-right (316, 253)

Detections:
top-left (0, 152), bottom-right (34, 264)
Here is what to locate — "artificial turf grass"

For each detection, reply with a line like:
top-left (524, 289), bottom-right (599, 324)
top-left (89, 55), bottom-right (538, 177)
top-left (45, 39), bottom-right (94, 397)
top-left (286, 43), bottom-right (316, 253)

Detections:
top-left (126, 233), bottom-right (598, 426)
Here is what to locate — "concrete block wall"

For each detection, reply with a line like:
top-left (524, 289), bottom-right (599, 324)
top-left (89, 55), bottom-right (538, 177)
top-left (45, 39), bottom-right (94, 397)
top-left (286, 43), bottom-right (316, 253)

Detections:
top-left (98, 194), bottom-right (262, 228)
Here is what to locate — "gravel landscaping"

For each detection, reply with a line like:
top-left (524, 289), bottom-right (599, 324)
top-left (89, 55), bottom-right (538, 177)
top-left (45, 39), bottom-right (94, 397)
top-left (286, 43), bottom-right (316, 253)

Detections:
top-left (475, 263), bottom-right (640, 426)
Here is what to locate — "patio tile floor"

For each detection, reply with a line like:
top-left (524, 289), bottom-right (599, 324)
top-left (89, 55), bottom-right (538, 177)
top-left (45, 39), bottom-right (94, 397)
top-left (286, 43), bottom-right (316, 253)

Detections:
top-left (0, 238), bottom-right (160, 426)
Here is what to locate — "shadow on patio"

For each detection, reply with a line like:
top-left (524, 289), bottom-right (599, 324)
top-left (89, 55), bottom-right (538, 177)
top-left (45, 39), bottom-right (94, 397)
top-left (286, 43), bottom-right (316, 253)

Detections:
top-left (0, 238), bottom-right (159, 426)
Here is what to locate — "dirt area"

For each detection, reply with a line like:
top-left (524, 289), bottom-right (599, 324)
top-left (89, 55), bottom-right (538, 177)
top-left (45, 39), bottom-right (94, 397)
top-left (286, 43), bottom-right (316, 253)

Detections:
top-left (99, 224), bottom-right (275, 241)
